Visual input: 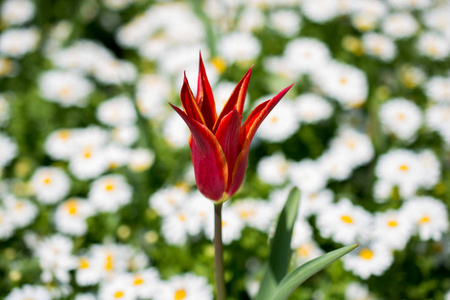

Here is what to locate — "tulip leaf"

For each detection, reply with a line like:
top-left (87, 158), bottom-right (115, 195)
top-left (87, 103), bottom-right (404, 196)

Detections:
top-left (270, 244), bottom-right (359, 300)
top-left (254, 187), bottom-right (300, 300)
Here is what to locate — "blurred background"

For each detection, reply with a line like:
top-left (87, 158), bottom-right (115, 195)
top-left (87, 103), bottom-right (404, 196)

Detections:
top-left (0, 0), bottom-right (450, 299)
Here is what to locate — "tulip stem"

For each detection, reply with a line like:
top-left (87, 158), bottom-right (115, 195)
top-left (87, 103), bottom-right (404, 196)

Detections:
top-left (214, 203), bottom-right (226, 300)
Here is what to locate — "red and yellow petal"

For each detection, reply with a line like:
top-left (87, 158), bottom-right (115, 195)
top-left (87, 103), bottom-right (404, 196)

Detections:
top-left (213, 67), bottom-right (253, 132)
top-left (196, 53), bottom-right (217, 130)
top-left (180, 73), bottom-right (205, 125)
top-left (214, 108), bottom-right (242, 185)
top-left (170, 103), bottom-right (228, 201)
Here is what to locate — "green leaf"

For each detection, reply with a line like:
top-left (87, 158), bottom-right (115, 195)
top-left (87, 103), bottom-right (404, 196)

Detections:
top-left (254, 187), bottom-right (301, 300)
top-left (270, 244), bottom-right (359, 300)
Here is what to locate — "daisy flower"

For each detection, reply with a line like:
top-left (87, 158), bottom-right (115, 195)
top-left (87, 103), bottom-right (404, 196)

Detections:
top-left (99, 274), bottom-right (136, 300)
top-left (362, 32), bottom-right (397, 62)
top-left (54, 198), bottom-right (94, 236)
top-left (0, 133), bottom-right (17, 169)
top-left (288, 159), bottom-right (327, 194)
top-left (294, 93), bottom-right (333, 124)
top-left (149, 185), bottom-right (190, 217)
top-left (381, 12), bottom-right (418, 39)
top-left (292, 241), bottom-right (324, 266)
top-left (96, 95), bottom-right (137, 127)
top-left (256, 152), bottom-right (290, 186)
top-left (3, 195), bottom-right (38, 228)
top-left (316, 198), bottom-right (372, 244)
top-left (30, 166), bottom-right (71, 204)
top-left (342, 243), bottom-right (394, 279)
top-left (232, 199), bottom-right (275, 231)
top-left (154, 273), bottom-right (213, 300)
top-left (403, 196), bottom-right (448, 241)
top-left (205, 206), bottom-right (245, 245)
top-left (218, 32), bottom-right (261, 64)
top-left (1, 0), bottom-right (36, 26)
top-left (417, 32), bottom-right (450, 60)
top-left (372, 209), bottom-right (414, 250)
top-left (5, 285), bottom-right (51, 300)
top-left (128, 148), bottom-right (155, 172)
top-left (88, 174), bottom-right (132, 212)
top-left (379, 98), bottom-right (422, 141)
top-left (44, 129), bottom-right (78, 160)
top-left (0, 28), bottom-right (39, 58)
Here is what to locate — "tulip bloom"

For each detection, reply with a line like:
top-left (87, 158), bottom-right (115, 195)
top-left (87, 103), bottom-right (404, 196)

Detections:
top-left (170, 55), bottom-right (293, 203)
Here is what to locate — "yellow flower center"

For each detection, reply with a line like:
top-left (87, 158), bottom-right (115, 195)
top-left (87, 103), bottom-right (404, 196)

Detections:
top-left (359, 248), bottom-right (374, 260)
top-left (178, 214), bottom-right (186, 222)
top-left (83, 148), bottom-right (92, 159)
top-left (59, 130), bottom-right (71, 140)
top-left (397, 113), bottom-right (405, 121)
top-left (174, 289), bottom-right (187, 300)
top-left (105, 183), bottom-right (115, 192)
top-left (65, 200), bottom-right (78, 215)
top-left (43, 177), bottom-right (52, 185)
top-left (105, 254), bottom-right (114, 271)
top-left (339, 77), bottom-right (347, 85)
top-left (211, 57), bottom-right (227, 74)
top-left (133, 276), bottom-right (144, 286)
top-left (340, 215), bottom-right (353, 224)
top-left (399, 164), bottom-right (409, 171)
top-left (114, 291), bottom-right (124, 298)
top-left (79, 258), bottom-right (89, 269)
top-left (296, 246), bottom-right (309, 257)
top-left (419, 215), bottom-right (430, 224)
top-left (387, 220), bottom-right (398, 227)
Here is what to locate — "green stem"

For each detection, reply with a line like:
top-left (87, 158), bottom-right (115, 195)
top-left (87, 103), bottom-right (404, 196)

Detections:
top-left (214, 203), bottom-right (226, 300)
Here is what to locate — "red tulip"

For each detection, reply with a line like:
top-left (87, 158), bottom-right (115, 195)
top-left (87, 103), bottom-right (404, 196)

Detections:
top-left (170, 55), bottom-right (294, 203)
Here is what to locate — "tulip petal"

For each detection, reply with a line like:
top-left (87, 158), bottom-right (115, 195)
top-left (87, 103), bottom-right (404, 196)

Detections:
top-left (181, 73), bottom-right (205, 125)
top-left (213, 67), bottom-right (253, 132)
top-left (215, 108), bottom-right (242, 185)
top-left (170, 103), bottom-right (228, 201)
top-left (240, 84), bottom-right (294, 148)
top-left (226, 84), bottom-right (294, 196)
top-left (197, 53), bottom-right (217, 130)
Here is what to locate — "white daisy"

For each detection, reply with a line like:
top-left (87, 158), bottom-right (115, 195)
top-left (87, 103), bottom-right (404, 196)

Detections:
top-left (104, 143), bottom-right (131, 170)
top-left (372, 209), bottom-right (414, 250)
top-left (5, 285), bottom-right (51, 300)
top-left (375, 149), bottom-right (422, 198)
top-left (299, 189), bottom-right (334, 217)
top-left (0, 133), bottom-right (17, 169)
top-left (149, 185), bottom-right (190, 217)
top-left (345, 282), bottom-right (376, 300)
top-left (283, 38), bottom-right (331, 76)
top-left (417, 149), bottom-right (441, 189)
top-left (88, 174), bottom-right (132, 212)
top-left (39, 70), bottom-right (94, 107)
top-left (0, 27), bottom-right (39, 58)
top-left (232, 198), bottom-right (275, 231)
top-left (35, 234), bottom-right (78, 283)
top-left (96, 95), bottom-right (137, 127)
top-left (292, 241), bottom-right (324, 266)
top-left (316, 198), bottom-right (372, 244)
top-left (256, 152), bottom-right (290, 185)
top-left (94, 59), bottom-right (137, 85)
top-left (111, 125), bottom-right (139, 146)
top-left (1, 0), bottom-right (36, 26)
top-left (291, 218), bottom-right (314, 249)
top-left (315, 61), bottom-right (368, 108)
top-left (135, 74), bottom-right (171, 119)
top-left (99, 274), bottom-right (136, 300)
top-left (154, 273), bottom-right (213, 300)
top-left (362, 32), bottom-right (397, 62)
top-left (30, 166), bottom-right (71, 204)
top-left (381, 12), bottom-right (418, 39)
top-left (300, 0), bottom-right (339, 23)
top-left (379, 98), bottom-right (422, 140)
top-left (129, 268), bottom-right (160, 299)
top-left (342, 243), bottom-right (394, 279)
top-left (75, 256), bottom-right (102, 286)
top-left (268, 9), bottom-right (301, 37)
top-left (44, 129), bottom-right (78, 160)
top-left (54, 198), bottom-right (94, 236)
top-left (425, 76), bottom-right (450, 103)
top-left (417, 32), bottom-right (450, 60)
top-left (294, 93), bottom-right (333, 124)
top-left (403, 196), bottom-right (448, 241)
top-left (218, 32), bottom-right (261, 64)
top-left (3, 195), bottom-right (38, 228)
top-left (288, 159), bottom-right (327, 194)
top-left (128, 148), bottom-right (155, 172)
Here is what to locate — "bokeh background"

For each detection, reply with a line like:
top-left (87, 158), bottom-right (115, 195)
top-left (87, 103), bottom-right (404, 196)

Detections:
top-left (0, 0), bottom-right (450, 299)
